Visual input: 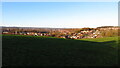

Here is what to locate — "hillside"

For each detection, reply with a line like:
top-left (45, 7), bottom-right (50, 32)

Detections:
top-left (2, 35), bottom-right (119, 66)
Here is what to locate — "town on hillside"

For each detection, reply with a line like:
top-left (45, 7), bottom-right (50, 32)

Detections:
top-left (1, 26), bottom-right (120, 39)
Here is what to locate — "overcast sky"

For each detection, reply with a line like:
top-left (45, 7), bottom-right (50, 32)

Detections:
top-left (2, 2), bottom-right (118, 28)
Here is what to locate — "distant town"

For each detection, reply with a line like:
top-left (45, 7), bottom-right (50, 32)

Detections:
top-left (1, 26), bottom-right (120, 39)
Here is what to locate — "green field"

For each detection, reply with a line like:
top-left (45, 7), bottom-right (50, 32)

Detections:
top-left (2, 35), bottom-right (119, 66)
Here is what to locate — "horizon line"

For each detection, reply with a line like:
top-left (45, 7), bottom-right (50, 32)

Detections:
top-left (1, 25), bottom-right (119, 28)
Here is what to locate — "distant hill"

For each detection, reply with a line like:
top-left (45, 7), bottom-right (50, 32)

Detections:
top-left (97, 26), bottom-right (120, 28)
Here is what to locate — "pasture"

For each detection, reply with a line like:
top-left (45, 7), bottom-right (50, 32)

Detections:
top-left (2, 35), bottom-right (119, 66)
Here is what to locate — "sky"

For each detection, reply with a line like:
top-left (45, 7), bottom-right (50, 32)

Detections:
top-left (2, 0), bottom-right (120, 2)
top-left (2, 2), bottom-right (118, 28)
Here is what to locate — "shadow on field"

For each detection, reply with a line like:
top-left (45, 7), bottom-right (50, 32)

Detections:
top-left (2, 36), bottom-right (118, 67)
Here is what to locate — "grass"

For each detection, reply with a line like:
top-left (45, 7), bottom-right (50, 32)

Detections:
top-left (2, 35), bottom-right (119, 66)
